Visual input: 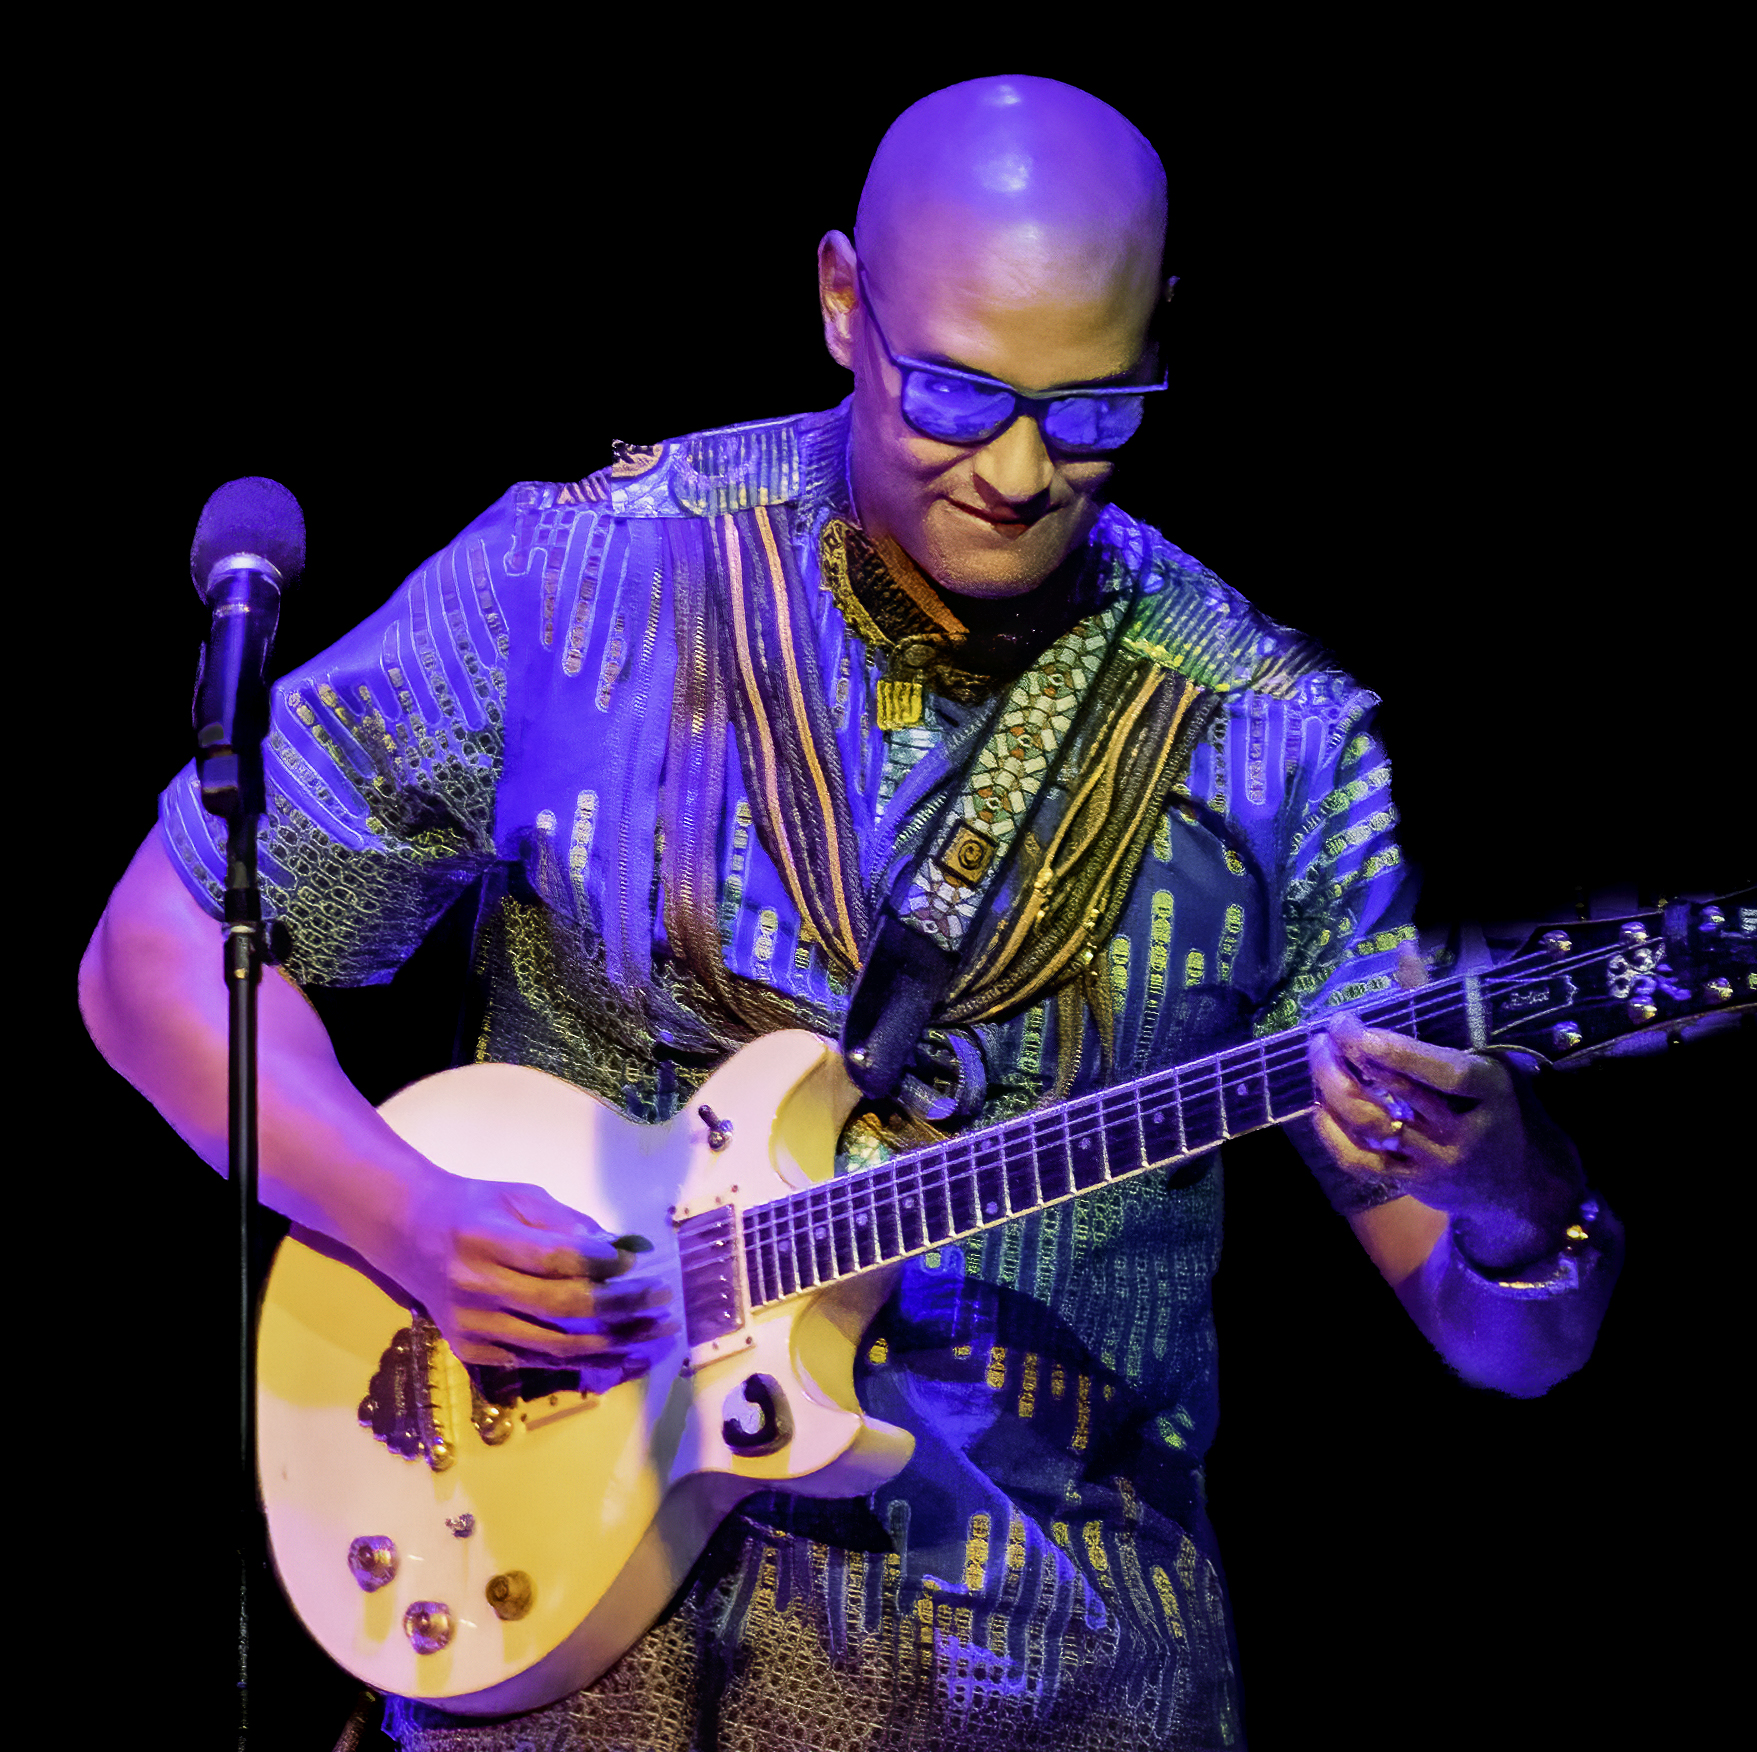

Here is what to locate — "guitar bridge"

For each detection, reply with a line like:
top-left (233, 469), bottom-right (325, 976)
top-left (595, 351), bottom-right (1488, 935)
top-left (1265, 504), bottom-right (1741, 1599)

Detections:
top-left (358, 1316), bottom-right (456, 1470)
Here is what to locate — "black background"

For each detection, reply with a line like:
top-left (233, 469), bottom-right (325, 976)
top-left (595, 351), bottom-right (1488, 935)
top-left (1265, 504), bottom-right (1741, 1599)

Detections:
top-left (44, 39), bottom-right (1745, 1752)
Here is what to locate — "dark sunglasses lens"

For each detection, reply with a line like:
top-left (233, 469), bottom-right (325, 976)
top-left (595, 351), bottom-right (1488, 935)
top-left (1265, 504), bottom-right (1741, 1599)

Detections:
top-left (902, 370), bottom-right (1015, 442)
top-left (1043, 394), bottom-right (1148, 452)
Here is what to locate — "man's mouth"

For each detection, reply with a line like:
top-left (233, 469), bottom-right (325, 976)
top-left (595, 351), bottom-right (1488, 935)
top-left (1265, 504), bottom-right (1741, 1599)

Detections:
top-left (949, 498), bottom-right (1041, 528)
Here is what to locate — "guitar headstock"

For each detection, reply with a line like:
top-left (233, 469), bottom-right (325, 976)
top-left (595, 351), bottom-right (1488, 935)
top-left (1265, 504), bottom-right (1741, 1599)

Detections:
top-left (1478, 888), bottom-right (1756, 1065)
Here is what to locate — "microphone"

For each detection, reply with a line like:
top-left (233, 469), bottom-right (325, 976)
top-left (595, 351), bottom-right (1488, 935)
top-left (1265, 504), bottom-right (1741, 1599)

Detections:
top-left (190, 477), bottom-right (306, 820)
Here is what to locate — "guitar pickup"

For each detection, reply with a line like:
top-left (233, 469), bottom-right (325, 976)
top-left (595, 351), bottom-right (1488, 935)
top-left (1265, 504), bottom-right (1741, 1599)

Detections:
top-left (678, 1207), bottom-right (744, 1348)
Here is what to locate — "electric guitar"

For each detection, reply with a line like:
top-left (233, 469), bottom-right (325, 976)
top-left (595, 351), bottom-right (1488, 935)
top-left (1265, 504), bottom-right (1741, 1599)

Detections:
top-left (257, 893), bottom-right (1753, 1714)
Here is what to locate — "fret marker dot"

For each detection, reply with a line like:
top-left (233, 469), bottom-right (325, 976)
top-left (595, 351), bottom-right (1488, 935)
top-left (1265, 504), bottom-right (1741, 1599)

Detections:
top-left (984, 1200), bottom-right (999, 1216)
top-left (814, 1225), bottom-right (827, 1240)
top-left (904, 1197), bottom-right (916, 1209)
top-left (855, 1213), bottom-right (868, 1227)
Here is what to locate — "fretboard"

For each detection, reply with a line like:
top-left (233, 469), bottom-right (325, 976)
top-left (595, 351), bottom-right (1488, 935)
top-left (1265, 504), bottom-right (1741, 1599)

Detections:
top-left (738, 975), bottom-right (1480, 1308)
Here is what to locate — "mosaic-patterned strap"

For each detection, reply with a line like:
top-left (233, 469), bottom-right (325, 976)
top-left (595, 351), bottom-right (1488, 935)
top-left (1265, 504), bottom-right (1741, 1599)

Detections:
top-left (893, 600), bottom-right (1129, 951)
top-left (945, 664), bottom-right (1215, 1034)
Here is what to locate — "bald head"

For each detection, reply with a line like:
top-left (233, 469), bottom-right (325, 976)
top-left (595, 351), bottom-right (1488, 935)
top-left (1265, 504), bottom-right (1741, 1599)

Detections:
top-left (855, 76), bottom-right (1166, 310)
top-left (820, 78), bottom-right (1172, 600)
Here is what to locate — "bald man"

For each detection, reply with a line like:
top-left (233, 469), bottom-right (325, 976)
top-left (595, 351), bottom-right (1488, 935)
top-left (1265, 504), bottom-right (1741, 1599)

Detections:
top-left (83, 76), bottom-right (1617, 1751)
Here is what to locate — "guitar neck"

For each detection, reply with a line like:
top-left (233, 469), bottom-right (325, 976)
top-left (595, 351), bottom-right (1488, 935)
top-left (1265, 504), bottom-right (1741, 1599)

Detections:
top-left (738, 972), bottom-right (1481, 1310)
top-left (723, 886), bottom-right (1753, 1315)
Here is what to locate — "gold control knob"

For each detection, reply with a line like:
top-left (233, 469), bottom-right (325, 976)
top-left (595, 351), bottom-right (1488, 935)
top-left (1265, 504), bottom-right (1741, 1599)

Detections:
top-left (403, 1601), bottom-right (455, 1654)
top-left (486, 1571), bottom-right (535, 1621)
top-left (347, 1536), bottom-right (398, 1592)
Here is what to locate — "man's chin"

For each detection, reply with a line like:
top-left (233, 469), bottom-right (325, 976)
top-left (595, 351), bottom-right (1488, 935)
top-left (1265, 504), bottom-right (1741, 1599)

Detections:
top-left (920, 518), bottom-right (1086, 600)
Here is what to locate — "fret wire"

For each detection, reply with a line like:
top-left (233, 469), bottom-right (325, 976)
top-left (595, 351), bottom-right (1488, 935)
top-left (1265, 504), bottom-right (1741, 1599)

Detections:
top-left (1099, 1082), bottom-right (1144, 1179)
top-left (1068, 1091), bottom-right (1106, 1189)
top-left (763, 1200), bottom-right (784, 1300)
top-left (970, 1128), bottom-right (1007, 1226)
top-left (850, 1165), bottom-right (877, 1268)
top-left (839, 1172), bottom-right (864, 1276)
top-left (738, 1215), bottom-right (760, 1308)
top-left (1054, 1099), bottom-right (1077, 1199)
top-left (950, 1136), bottom-right (982, 1232)
top-left (763, 1201), bottom-right (783, 1303)
top-left (875, 1159), bottom-right (904, 1261)
top-left (797, 1184), bottom-right (824, 1289)
top-left (1003, 1110), bottom-right (1039, 1217)
top-left (851, 1168), bottom-right (878, 1270)
top-left (742, 1206), bottom-right (767, 1306)
top-left (898, 1156), bottom-right (926, 1253)
top-left (824, 1175), bottom-right (853, 1279)
top-left (783, 1188), bottom-right (808, 1292)
top-left (764, 1201), bottom-right (790, 1300)
top-left (809, 1180), bottom-right (836, 1283)
top-left (930, 1144), bottom-right (956, 1245)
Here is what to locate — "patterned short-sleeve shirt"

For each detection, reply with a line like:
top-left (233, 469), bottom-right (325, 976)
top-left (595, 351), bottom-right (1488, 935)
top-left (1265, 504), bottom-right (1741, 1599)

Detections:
top-left (162, 401), bottom-right (1416, 1751)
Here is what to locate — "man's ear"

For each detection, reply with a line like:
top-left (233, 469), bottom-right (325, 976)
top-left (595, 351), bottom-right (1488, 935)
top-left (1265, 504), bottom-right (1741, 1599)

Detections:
top-left (818, 230), bottom-right (859, 371)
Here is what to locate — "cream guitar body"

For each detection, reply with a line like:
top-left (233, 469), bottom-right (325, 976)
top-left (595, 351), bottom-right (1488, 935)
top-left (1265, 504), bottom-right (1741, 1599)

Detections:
top-left (256, 1030), bottom-right (912, 1717)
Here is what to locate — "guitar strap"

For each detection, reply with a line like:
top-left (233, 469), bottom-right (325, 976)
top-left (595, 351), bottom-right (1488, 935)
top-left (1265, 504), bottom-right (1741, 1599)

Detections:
top-left (666, 498), bottom-right (1328, 1112)
top-left (840, 591), bottom-right (1202, 1102)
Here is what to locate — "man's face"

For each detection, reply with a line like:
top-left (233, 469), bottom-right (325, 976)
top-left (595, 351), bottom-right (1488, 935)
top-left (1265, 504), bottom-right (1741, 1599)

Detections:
top-left (830, 218), bottom-right (1161, 601)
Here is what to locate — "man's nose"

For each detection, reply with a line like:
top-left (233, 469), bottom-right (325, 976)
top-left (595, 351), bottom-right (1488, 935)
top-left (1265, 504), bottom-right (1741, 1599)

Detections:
top-left (971, 414), bottom-right (1055, 505)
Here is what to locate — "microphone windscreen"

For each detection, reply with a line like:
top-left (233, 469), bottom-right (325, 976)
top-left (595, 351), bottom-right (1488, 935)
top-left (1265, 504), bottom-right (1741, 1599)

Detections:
top-left (191, 477), bottom-right (307, 597)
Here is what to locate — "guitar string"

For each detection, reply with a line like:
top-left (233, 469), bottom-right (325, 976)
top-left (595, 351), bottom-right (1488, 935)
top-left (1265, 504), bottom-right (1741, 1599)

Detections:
top-left (739, 937), bottom-right (1647, 1296)
top-left (737, 936), bottom-right (1664, 1300)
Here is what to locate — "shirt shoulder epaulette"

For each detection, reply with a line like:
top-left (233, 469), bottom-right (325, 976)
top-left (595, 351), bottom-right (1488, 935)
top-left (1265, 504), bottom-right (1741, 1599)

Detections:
top-left (556, 405), bottom-right (848, 521)
top-left (1118, 519), bottom-right (1336, 699)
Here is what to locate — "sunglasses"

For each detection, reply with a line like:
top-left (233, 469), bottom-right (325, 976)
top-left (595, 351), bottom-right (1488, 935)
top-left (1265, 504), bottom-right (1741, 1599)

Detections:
top-left (859, 266), bottom-right (1167, 454)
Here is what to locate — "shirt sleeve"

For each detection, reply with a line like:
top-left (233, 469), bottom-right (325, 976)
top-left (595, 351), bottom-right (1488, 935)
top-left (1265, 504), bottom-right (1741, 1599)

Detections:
top-left (158, 486), bottom-right (529, 987)
top-left (1260, 677), bottom-right (1423, 1214)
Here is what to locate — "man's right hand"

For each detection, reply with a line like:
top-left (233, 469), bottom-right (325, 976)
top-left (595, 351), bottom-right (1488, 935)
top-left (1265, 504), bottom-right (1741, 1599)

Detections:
top-left (395, 1173), bottom-right (677, 1372)
top-left (81, 832), bottom-right (674, 1380)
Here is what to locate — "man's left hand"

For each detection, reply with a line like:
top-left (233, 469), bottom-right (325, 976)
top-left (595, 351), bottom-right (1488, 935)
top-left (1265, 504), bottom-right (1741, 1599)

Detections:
top-left (1307, 971), bottom-right (1586, 1274)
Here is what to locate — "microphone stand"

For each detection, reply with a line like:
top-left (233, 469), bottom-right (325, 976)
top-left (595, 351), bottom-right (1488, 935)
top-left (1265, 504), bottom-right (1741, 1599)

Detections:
top-left (195, 559), bottom-right (282, 1748)
top-left (226, 815), bottom-right (267, 1748)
